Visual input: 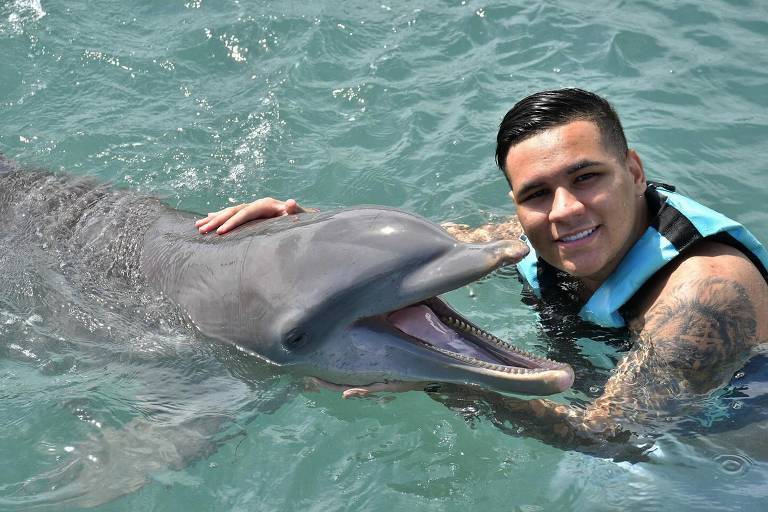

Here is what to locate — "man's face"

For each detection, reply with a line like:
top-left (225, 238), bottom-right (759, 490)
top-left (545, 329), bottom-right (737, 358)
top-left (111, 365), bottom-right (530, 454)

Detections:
top-left (504, 120), bottom-right (648, 291)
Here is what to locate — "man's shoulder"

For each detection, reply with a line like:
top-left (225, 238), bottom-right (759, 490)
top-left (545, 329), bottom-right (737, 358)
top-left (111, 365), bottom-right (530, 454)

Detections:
top-left (628, 239), bottom-right (768, 341)
top-left (621, 239), bottom-right (765, 390)
top-left (671, 240), bottom-right (764, 284)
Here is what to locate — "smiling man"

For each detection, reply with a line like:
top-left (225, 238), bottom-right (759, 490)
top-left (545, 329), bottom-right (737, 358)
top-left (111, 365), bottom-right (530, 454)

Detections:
top-left (196, 89), bottom-right (768, 444)
top-left (503, 119), bottom-right (647, 293)
top-left (447, 89), bottom-right (768, 444)
top-left (494, 91), bottom-right (768, 330)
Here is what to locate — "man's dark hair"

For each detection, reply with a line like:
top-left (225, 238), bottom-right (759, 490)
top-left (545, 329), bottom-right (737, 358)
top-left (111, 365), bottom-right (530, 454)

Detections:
top-left (495, 88), bottom-right (628, 188)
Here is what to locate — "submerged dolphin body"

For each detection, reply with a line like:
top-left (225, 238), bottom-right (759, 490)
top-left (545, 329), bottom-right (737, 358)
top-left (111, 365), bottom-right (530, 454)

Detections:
top-left (1, 161), bottom-right (573, 395)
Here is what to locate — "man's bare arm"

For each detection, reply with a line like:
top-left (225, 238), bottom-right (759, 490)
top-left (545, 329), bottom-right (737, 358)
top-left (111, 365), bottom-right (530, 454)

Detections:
top-left (459, 243), bottom-right (767, 449)
top-left (441, 217), bottom-right (523, 243)
top-left (574, 274), bottom-right (759, 433)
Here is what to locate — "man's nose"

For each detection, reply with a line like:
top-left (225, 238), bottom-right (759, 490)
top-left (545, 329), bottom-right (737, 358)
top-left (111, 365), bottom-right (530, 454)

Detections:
top-left (549, 187), bottom-right (585, 223)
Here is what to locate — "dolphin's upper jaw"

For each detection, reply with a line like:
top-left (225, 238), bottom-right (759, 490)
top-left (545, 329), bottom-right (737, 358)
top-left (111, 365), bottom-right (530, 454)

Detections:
top-left (383, 297), bottom-right (574, 393)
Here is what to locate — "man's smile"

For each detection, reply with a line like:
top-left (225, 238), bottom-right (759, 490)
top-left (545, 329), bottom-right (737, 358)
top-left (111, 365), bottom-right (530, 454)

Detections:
top-left (556, 225), bottom-right (600, 245)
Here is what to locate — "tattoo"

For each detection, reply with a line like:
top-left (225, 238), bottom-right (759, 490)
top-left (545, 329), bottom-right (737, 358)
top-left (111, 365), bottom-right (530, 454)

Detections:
top-left (577, 276), bottom-right (758, 433)
top-left (641, 277), bottom-right (757, 373)
top-left (436, 277), bottom-right (761, 456)
top-left (442, 218), bottom-right (523, 243)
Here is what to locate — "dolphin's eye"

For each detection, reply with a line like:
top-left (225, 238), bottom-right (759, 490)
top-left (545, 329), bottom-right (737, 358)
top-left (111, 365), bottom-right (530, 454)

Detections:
top-left (284, 331), bottom-right (308, 350)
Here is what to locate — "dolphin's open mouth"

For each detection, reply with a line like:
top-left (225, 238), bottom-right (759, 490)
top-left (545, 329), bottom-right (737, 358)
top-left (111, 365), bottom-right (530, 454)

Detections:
top-left (386, 297), bottom-right (566, 376)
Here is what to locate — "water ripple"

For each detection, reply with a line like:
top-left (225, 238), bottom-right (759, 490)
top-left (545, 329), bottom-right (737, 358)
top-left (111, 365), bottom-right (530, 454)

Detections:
top-left (714, 453), bottom-right (753, 477)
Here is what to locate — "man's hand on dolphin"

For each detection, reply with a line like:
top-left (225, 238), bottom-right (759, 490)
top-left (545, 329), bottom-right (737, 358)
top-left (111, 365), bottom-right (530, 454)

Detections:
top-left (305, 377), bottom-right (427, 399)
top-left (196, 197), bottom-right (313, 235)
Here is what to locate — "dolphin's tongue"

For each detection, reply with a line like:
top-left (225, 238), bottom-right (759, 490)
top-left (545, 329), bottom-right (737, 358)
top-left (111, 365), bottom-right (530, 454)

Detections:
top-left (388, 305), bottom-right (504, 364)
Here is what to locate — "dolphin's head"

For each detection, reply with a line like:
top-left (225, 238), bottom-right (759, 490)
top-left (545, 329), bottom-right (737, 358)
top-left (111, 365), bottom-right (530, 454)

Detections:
top-left (236, 207), bottom-right (573, 396)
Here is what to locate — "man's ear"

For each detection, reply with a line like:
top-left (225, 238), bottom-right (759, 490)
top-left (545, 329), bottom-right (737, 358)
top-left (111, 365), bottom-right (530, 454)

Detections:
top-left (627, 149), bottom-right (647, 194)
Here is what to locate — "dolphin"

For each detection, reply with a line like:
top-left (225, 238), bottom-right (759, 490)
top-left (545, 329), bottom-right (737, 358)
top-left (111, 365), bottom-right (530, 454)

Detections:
top-left (142, 207), bottom-right (574, 395)
top-left (1, 159), bottom-right (574, 395)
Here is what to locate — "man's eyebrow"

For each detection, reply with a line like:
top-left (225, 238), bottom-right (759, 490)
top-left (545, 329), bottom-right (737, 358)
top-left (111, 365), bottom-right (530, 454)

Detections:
top-left (514, 160), bottom-right (602, 198)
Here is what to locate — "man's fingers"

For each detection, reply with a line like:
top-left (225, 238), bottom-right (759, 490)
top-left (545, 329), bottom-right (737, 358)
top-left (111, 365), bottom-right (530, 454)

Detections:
top-left (306, 377), bottom-right (425, 399)
top-left (197, 197), bottom-right (312, 235)
top-left (341, 381), bottom-right (426, 398)
top-left (196, 205), bottom-right (245, 233)
top-left (197, 210), bottom-right (233, 233)
top-left (216, 198), bottom-right (287, 234)
top-left (342, 388), bottom-right (371, 399)
top-left (217, 206), bottom-right (262, 234)
top-left (195, 209), bottom-right (229, 228)
top-left (283, 198), bottom-right (307, 215)
top-left (194, 214), bottom-right (213, 228)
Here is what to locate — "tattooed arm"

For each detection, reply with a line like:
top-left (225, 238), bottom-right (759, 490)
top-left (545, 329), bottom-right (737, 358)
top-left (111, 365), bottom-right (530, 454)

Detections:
top-left (441, 217), bottom-right (523, 243)
top-left (449, 241), bottom-right (768, 450)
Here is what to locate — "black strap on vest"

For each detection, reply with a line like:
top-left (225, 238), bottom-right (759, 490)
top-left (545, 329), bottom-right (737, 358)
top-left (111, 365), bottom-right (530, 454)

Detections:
top-left (646, 182), bottom-right (702, 253)
top-left (647, 182), bottom-right (768, 282)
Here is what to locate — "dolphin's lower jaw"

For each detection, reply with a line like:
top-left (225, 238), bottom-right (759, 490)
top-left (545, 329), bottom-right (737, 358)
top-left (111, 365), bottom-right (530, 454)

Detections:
top-left (309, 296), bottom-right (574, 396)
top-left (394, 297), bottom-right (573, 394)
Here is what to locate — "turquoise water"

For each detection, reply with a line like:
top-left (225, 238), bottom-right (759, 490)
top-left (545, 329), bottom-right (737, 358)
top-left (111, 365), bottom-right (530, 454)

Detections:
top-left (1, 0), bottom-right (767, 510)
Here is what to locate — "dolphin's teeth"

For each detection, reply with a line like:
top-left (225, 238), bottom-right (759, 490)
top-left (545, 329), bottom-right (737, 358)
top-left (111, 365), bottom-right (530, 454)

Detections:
top-left (425, 305), bottom-right (560, 370)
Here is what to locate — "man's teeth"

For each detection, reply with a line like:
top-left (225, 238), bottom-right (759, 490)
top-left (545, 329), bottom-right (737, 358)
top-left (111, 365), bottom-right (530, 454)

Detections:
top-left (561, 227), bottom-right (596, 242)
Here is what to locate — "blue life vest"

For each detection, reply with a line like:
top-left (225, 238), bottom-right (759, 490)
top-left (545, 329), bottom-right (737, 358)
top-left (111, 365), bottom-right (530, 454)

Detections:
top-left (516, 183), bottom-right (768, 328)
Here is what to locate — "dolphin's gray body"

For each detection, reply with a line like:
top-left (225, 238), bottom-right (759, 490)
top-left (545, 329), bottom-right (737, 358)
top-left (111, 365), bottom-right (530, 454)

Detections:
top-left (0, 160), bottom-right (573, 395)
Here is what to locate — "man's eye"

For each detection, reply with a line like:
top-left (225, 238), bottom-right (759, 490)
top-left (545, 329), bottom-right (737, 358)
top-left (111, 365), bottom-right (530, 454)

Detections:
top-left (522, 189), bottom-right (548, 202)
top-left (575, 172), bottom-right (597, 183)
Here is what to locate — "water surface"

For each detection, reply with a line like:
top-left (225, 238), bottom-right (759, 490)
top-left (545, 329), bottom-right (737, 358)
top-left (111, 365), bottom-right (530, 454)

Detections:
top-left (1, 1), bottom-right (767, 510)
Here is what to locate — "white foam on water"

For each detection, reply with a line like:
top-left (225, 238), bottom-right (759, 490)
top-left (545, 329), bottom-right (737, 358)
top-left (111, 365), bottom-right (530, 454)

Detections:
top-left (4, 0), bottom-right (45, 33)
top-left (25, 0), bottom-right (45, 19)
